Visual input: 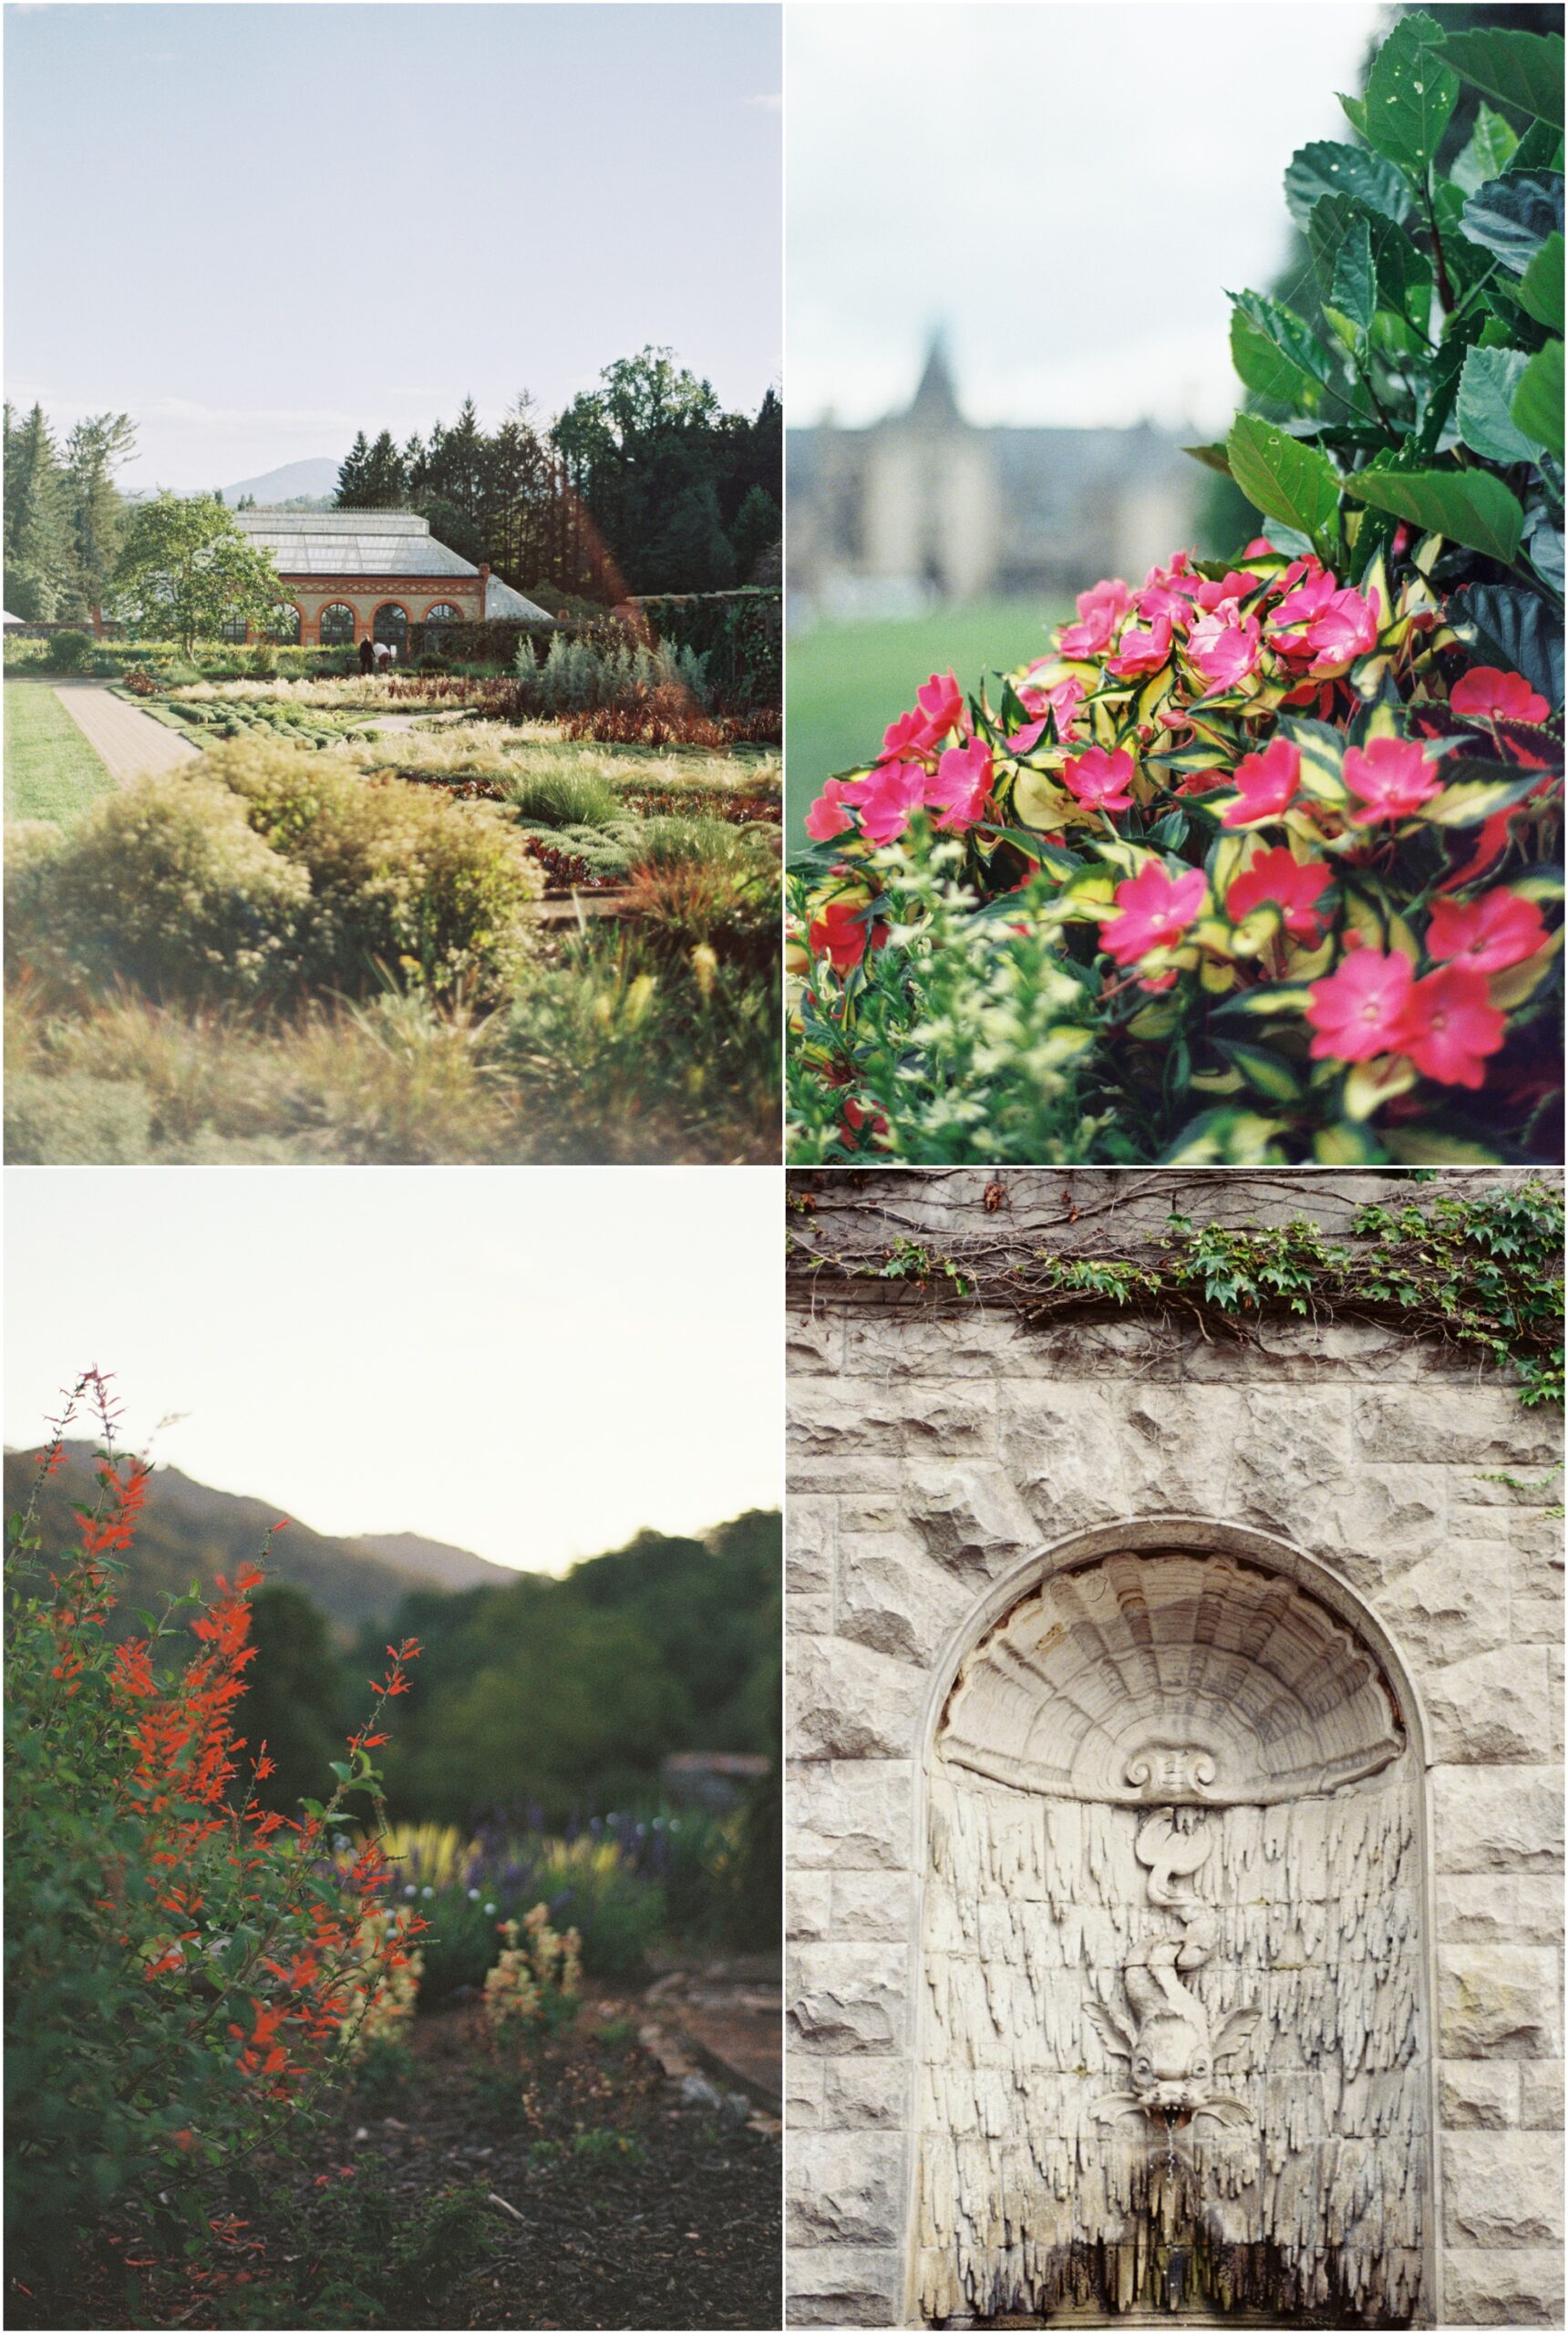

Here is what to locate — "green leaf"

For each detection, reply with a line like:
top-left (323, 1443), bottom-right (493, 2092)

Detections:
top-left (1214, 1038), bottom-right (1307, 1104)
top-left (1459, 172), bottom-right (1565, 275)
top-left (1342, 466), bottom-right (1523, 566)
top-left (976, 826), bottom-right (1081, 879)
top-left (1331, 216), bottom-right (1377, 334)
top-left (1433, 26), bottom-right (1566, 130)
top-left (1229, 294), bottom-right (1329, 410)
top-left (1449, 582), bottom-right (1563, 708)
top-left (1212, 983), bottom-right (1315, 1021)
top-left (1284, 139), bottom-right (1415, 231)
top-left (1182, 441), bottom-right (1233, 476)
top-left (1363, 11), bottom-right (1459, 177)
top-left (1309, 193), bottom-right (1433, 331)
top-left (1512, 337), bottom-right (1565, 460)
top-left (1456, 345), bottom-right (1545, 462)
top-left (1314, 1123), bottom-right (1388, 1164)
top-left (1226, 414), bottom-right (1341, 556)
top-left (1518, 232), bottom-right (1565, 332)
top-left (1450, 104), bottom-right (1521, 196)
top-left (1418, 766), bottom-right (1551, 827)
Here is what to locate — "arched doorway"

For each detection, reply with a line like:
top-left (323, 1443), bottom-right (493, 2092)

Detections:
top-left (318, 603), bottom-right (356, 646)
top-left (267, 603), bottom-right (302, 645)
top-left (424, 601), bottom-right (462, 629)
top-left (373, 602), bottom-right (408, 655)
top-left (913, 1527), bottom-right (1434, 2327)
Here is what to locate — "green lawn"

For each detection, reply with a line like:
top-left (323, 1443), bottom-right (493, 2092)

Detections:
top-left (785, 596), bottom-right (1068, 842)
top-left (5, 681), bottom-right (117, 826)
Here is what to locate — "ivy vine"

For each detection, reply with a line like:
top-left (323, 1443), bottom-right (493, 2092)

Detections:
top-left (788, 1180), bottom-right (1563, 1406)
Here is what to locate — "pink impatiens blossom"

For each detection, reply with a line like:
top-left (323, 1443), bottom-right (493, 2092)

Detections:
top-left (1400, 964), bottom-right (1506, 1089)
top-left (1268, 571), bottom-right (1379, 676)
top-left (1057, 578), bottom-right (1132, 657)
top-left (1018, 671), bottom-right (1085, 741)
top-left (1426, 888), bottom-right (1548, 974)
top-left (1191, 568), bottom-right (1264, 613)
top-left (882, 706), bottom-right (934, 760)
top-left (1221, 738), bottom-right (1302, 827)
top-left (914, 668), bottom-right (965, 739)
top-left (1105, 614), bottom-right (1173, 678)
top-left (1186, 609), bottom-right (1262, 691)
top-left (1449, 666), bottom-right (1552, 725)
top-left (1225, 848), bottom-right (1332, 941)
top-left (804, 779), bottom-right (855, 842)
top-left (1061, 747), bottom-right (1137, 815)
top-left (855, 759), bottom-right (931, 846)
top-left (1343, 736), bottom-right (1442, 821)
top-left (1101, 863), bottom-right (1208, 967)
top-left (1305, 946), bottom-right (1418, 1063)
top-left (925, 738), bottom-right (995, 831)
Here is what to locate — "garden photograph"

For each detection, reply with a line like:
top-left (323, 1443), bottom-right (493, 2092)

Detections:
top-left (787, 3), bottom-right (1564, 1168)
top-left (4, 1167), bottom-right (783, 2330)
top-left (4, 3), bottom-right (783, 1167)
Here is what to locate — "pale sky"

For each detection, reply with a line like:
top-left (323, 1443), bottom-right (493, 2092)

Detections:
top-left (5, 1), bottom-right (782, 491)
top-left (788, 0), bottom-right (1386, 434)
top-left (5, 1168), bottom-right (782, 1574)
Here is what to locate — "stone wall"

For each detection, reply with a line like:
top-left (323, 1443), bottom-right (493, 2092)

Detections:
top-left (785, 1171), bottom-right (1564, 2329)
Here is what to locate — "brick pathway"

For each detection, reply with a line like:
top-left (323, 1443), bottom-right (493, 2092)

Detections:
top-left (51, 682), bottom-right (200, 780)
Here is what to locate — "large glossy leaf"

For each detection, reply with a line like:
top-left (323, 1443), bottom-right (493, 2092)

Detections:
top-left (1342, 466), bottom-right (1524, 566)
top-left (1229, 295), bottom-right (1327, 411)
top-left (1330, 217), bottom-right (1377, 335)
top-left (1283, 139), bottom-right (1415, 230)
top-left (1363, 10), bottom-right (1459, 176)
top-left (1309, 191), bottom-right (1433, 330)
top-left (1450, 104), bottom-right (1520, 196)
top-left (1524, 507), bottom-right (1565, 594)
top-left (1512, 337), bottom-right (1565, 460)
top-left (1449, 581), bottom-right (1564, 708)
top-left (1417, 766), bottom-right (1550, 827)
top-left (1456, 345), bottom-right (1544, 462)
top-left (1434, 26), bottom-right (1566, 129)
top-left (1518, 232), bottom-right (1565, 332)
top-left (1459, 171), bottom-right (1565, 275)
top-left (1226, 415), bottom-right (1341, 554)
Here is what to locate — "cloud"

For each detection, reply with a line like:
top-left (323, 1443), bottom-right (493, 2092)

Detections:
top-left (747, 91), bottom-right (782, 111)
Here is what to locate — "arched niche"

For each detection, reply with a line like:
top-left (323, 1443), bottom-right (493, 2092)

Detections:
top-left (913, 1523), bottom-right (1435, 2329)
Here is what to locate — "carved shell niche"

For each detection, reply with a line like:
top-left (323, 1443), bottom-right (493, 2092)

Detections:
top-left (939, 1550), bottom-right (1404, 1806)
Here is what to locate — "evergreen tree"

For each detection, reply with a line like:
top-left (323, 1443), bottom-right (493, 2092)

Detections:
top-left (360, 428), bottom-right (407, 508)
top-left (334, 430), bottom-right (372, 507)
top-left (64, 412), bottom-right (137, 627)
top-left (730, 483), bottom-right (781, 581)
top-left (4, 402), bottom-right (76, 620)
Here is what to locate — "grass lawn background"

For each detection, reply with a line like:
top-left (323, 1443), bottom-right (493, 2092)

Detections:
top-left (5, 680), bottom-right (118, 825)
top-left (784, 597), bottom-right (1068, 845)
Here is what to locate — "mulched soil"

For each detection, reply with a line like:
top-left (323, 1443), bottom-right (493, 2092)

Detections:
top-left (10, 1990), bottom-right (780, 2333)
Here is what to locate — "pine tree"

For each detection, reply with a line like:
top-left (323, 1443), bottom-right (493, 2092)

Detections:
top-left (335, 430), bottom-right (372, 508)
top-left (4, 402), bottom-right (76, 619)
top-left (730, 484), bottom-right (781, 582)
top-left (65, 412), bottom-right (137, 627)
top-left (361, 429), bottom-right (407, 509)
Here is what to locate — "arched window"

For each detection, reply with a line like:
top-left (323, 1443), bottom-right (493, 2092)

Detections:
top-left (373, 603), bottom-right (408, 652)
top-left (318, 604), bottom-right (356, 645)
top-left (424, 602), bottom-right (463, 627)
top-left (217, 614), bottom-right (249, 643)
top-left (267, 604), bottom-right (302, 645)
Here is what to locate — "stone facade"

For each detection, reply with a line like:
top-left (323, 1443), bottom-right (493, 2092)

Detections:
top-left (786, 1170), bottom-right (1564, 2329)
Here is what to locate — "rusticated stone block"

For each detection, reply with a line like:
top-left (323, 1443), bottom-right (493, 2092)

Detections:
top-left (785, 2131), bottom-right (906, 2246)
top-left (787, 1495), bottom-right (836, 1596)
top-left (1441, 2130), bottom-right (1564, 2246)
top-left (1437, 1875), bottom-right (1564, 1948)
top-left (1439, 1946), bottom-right (1562, 2058)
top-left (788, 1872), bottom-right (832, 1944)
top-left (836, 1534), bottom-right (972, 1668)
top-left (1356, 1385), bottom-right (1559, 1466)
top-left (788, 1760), bottom-right (913, 1872)
top-left (823, 2058), bottom-right (912, 2129)
top-left (1432, 1766), bottom-right (1563, 1873)
top-left (1440, 2246), bottom-right (1564, 2325)
top-left (1521, 2062), bottom-right (1564, 2130)
top-left (787, 2052), bottom-right (824, 2131)
top-left (898, 1460), bottom-right (1042, 1577)
top-left (1428, 1646), bottom-right (1553, 1764)
top-left (788, 1313), bottom-right (845, 1376)
top-left (832, 1869), bottom-right (913, 1944)
top-left (784, 2242), bottom-right (903, 2327)
top-left (789, 1941), bottom-right (908, 2055)
top-left (789, 1636), bottom-right (926, 1761)
top-left (1439, 2059), bottom-right (1520, 2128)
top-left (1378, 1545), bottom-right (1516, 1668)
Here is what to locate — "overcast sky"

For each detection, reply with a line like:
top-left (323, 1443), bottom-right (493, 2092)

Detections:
top-left (788, 1), bottom-right (1385, 433)
top-left (5, 2), bottom-right (782, 491)
top-left (5, 1168), bottom-right (781, 1575)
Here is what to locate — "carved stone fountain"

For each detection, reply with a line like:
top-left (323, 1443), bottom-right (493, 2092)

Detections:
top-left (916, 1549), bottom-right (1430, 2325)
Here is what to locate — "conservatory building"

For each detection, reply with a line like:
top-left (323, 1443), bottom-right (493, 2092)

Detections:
top-left (229, 509), bottom-right (552, 649)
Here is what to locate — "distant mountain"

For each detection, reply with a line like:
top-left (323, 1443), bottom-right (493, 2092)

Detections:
top-left (223, 457), bottom-right (343, 504)
top-left (3, 1443), bottom-right (515, 1646)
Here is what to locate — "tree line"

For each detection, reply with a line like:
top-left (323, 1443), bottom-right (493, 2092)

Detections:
top-left (334, 346), bottom-right (782, 607)
top-left (3, 403), bottom-right (137, 624)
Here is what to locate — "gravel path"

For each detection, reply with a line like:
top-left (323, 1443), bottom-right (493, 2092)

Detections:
top-left (50, 683), bottom-right (199, 780)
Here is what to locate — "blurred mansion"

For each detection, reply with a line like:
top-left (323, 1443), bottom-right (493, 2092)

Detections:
top-left (787, 336), bottom-right (1203, 623)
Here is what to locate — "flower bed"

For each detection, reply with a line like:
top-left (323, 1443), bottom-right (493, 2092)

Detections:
top-left (788, 12), bottom-right (1563, 1165)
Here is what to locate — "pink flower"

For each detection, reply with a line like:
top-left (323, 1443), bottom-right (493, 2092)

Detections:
top-left (1226, 848), bottom-right (1332, 940)
top-left (925, 738), bottom-right (994, 832)
top-left (1426, 888), bottom-right (1547, 974)
top-left (1019, 672), bottom-right (1085, 741)
top-left (1400, 964), bottom-right (1507, 1089)
top-left (1136, 580), bottom-right (1197, 625)
top-left (1221, 738), bottom-right (1302, 827)
top-left (1450, 666), bottom-right (1552, 725)
top-left (1106, 614), bottom-right (1172, 678)
top-left (804, 780), bottom-right (855, 842)
top-left (1057, 578), bottom-right (1132, 657)
top-left (1191, 569), bottom-right (1263, 613)
top-left (1061, 747), bottom-right (1137, 815)
top-left (882, 706), bottom-right (934, 760)
top-left (1305, 946), bottom-right (1418, 1063)
top-left (1102, 863), bottom-right (1208, 966)
top-left (914, 668), bottom-right (965, 739)
top-left (856, 759), bottom-right (930, 845)
top-left (1187, 609), bottom-right (1262, 690)
top-left (1268, 570), bottom-right (1379, 675)
top-left (1344, 736), bottom-right (1442, 821)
